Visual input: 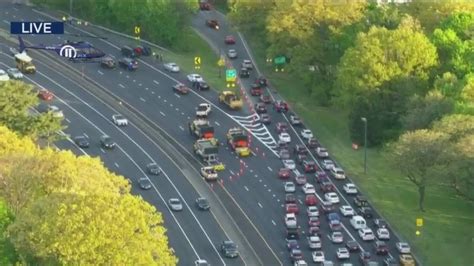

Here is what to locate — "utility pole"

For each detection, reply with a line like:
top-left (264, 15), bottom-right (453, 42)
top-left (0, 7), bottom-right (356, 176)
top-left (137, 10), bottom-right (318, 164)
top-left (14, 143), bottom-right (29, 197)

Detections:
top-left (361, 117), bottom-right (368, 174)
top-left (69, 0), bottom-right (73, 16)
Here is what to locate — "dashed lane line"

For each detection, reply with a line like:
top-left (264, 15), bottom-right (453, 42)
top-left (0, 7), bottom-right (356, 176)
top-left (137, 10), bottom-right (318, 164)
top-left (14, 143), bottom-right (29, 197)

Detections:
top-left (272, 220), bottom-right (276, 226)
top-left (97, 70), bottom-right (104, 75)
top-left (267, 166), bottom-right (273, 172)
top-left (179, 126), bottom-right (184, 131)
top-left (244, 186), bottom-right (249, 191)
top-left (257, 202), bottom-right (263, 208)
top-left (215, 121), bottom-right (220, 126)
top-left (159, 111), bottom-right (166, 117)
top-left (118, 83), bottom-right (125, 88)
top-left (153, 80), bottom-right (159, 85)
top-left (114, 162), bottom-right (119, 168)
top-left (139, 97), bottom-right (146, 102)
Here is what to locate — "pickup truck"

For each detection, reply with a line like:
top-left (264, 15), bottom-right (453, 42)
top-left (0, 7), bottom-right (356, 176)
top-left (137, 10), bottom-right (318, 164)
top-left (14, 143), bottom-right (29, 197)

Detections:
top-left (196, 103), bottom-right (211, 117)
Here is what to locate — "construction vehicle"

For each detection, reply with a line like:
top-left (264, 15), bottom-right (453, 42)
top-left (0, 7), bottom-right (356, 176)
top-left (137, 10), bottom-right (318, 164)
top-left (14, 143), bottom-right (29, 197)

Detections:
top-left (227, 127), bottom-right (251, 157)
top-left (14, 53), bottom-right (36, 74)
top-left (219, 91), bottom-right (243, 110)
top-left (194, 139), bottom-right (219, 164)
top-left (189, 119), bottom-right (215, 138)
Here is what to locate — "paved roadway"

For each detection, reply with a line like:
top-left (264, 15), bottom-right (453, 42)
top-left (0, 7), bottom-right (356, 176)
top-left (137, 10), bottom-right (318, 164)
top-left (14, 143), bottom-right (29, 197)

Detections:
top-left (0, 3), bottom-right (414, 266)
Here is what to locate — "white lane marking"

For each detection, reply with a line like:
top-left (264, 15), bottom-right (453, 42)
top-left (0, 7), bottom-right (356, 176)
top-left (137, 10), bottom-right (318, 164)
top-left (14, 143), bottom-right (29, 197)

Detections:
top-left (138, 83), bottom-right (142, 86)
top-left (83, 133), bottom-right (89, 138)
top-left (97, 70), bottom-right (104, 75)
top-left (267, 166), bottom-right (272, 172)
top-left (175, 94), bottom-right (181, 98)
top-left (258, 202), bottom-right (263, 208)
top-left (2, 20), bottom-right (8, 25)
top-left (271, 220), bottom-right (276, 226)
top-left (65, 118), bottom-right (71, 123)
top-left (263, 184), bottom-right (267, 187)
top-left (272, 194), bottom-right (276, 198)
top-left (254, 174), bottom-right (258, 178)
top-left (145, 87), bottom-right (149, 90)
top-left (118, 83), bottom-right (125, 88)
top-left (153, 80), bottom-right (159, 85)
top-left (249, 169), bottom-right (253, 173)
top-left (151, 91), bottom-right (155, 95)
top-left (170, 103), bottom-right (173, 107)
top-left (126, 75), bottom-right (129, 79)
top-left (132, 79), bottom-right (136, 82)
top-left (119, 71), bottom-right (122, 75)
top-left (244, 186), bottom-right (249, 191)
top-left (179, 125), bottom-right (184, 131)
top-left (298, 199), bottom-right (303, 204)
top-left (230, 170), bottom-right (235, 175)
top-left (114, 162), bottom-right (119, 168)
top-left (139, 97), bottom-right (146, 102)
top-left (215, 121), bottom-right (220, 126)
top-left (160, 111), bottom-right (166, 116)
top-left (181, 112), bottom-right (185, 115)
top-left (164, 99), bottom-right (167, 103)
top-left (259, 179), bottom-right (262, 183)
top-left (175, 108), bottom-right (179, 111)
top-left (100, 148), bottom-right (106, 154)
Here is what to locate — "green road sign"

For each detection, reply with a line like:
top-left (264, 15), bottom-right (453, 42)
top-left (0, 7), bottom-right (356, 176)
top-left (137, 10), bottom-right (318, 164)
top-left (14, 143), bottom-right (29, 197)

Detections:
top-left (274, 56), bottom-right (286, 65)
top-left (226, 69), bottom-right (236, 82)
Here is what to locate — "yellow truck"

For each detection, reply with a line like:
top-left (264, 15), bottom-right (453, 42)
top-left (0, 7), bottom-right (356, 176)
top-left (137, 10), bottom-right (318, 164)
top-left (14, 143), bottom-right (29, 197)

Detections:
top-left (219, 91), bottom-right (243, 110)
top-left (15, 53), bottom-right (36, 74)
top-left (226, 127), bottom-right (251, 157)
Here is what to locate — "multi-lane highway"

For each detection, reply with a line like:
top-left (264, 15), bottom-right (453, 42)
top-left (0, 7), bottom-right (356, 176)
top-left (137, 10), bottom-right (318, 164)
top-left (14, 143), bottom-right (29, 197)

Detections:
top-left (0, 3), bottom-right (415, 266)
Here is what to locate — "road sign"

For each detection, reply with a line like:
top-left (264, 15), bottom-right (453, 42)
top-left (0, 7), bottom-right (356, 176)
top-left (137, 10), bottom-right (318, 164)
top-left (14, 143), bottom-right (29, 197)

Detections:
top-left (59, 45), bottom-right (77, 59)
top-left (134, 26), bottom-right (141, 35)
top-left (226, 69), bottom-right (236, 82)
top-left (274, 56), bottom-right (286, 65)
top-left (194, 56), bottom-right (201, 65)
top-left (217, 58), bottom-right (225, 67)
top-left (416, 218), bottom-right (423, 227)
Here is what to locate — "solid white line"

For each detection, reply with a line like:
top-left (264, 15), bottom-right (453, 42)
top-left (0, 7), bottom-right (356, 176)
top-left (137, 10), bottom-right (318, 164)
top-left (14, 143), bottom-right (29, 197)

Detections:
top-left (114, 162), bottom-right (119, 168)
top-left (153, 80), bottom-right (159, 85)
top-left (97, 70), bottom-right (104, 75)
top-left (244, 186), bottom-right (249, 191)
top-left (139, 97), bottom-right (146, 102)
top-left (159, 111), bottom-right (166, 116)
top-left (267, 166), bottom-right (272, 172)
top-left (118, 83), bottom-right (125, 88)
top-left (257, 202), bottom-right (263, 208)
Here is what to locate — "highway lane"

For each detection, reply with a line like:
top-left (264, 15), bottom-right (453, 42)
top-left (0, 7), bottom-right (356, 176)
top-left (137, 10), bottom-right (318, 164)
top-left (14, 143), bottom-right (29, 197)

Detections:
top-left (3, 5), bottom-right (409, 265)
top-left (193, 8), bottom-right (408, 265)
top-left (0, 50), bottom-right (239, 266)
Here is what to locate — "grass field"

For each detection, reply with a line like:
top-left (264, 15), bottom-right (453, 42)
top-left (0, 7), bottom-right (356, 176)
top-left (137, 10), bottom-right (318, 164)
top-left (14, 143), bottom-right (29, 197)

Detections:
top-left (0, 200), bottom-right (16, 265)
top-left (239, 33), bottom-right (474, 266)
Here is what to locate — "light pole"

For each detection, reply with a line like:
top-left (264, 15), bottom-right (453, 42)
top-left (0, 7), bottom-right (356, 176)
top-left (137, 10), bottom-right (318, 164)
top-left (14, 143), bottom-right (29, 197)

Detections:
top-left (361, 117), bottom-right (368, 174)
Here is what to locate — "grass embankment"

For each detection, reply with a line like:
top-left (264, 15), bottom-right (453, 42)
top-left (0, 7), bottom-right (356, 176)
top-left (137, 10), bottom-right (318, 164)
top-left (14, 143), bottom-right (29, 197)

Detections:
top-left (0, 200), bottom-right (16, 265)
top-left (240, 32), bottom-right (474, 266)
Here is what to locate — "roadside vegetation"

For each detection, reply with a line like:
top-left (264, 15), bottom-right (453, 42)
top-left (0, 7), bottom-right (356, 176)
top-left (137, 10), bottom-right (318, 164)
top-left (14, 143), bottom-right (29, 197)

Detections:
top-left (0, 81), bottom-right (176, 265)
top-left (228, 0), bottom-right (474, 265)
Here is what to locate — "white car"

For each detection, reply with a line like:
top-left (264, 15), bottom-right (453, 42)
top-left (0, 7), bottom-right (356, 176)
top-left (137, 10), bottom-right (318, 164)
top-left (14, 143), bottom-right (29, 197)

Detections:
top-left (168, 198), bottom-right (183, 211)
top-left (302, 183), bottom-right (316, 194)
top-left (163, 62), bottom-right (180, 72)
top-left (227, 49), bottom-right (237, 59)
top-left (48, 105), bottom-right (64, 118)
top-left (307, 206), bottom-right (319, 217)
top-left (330, 167), bottom-right (346, 179)
top-left (330, 231), bottom-right (344, 243)
top-left (336, 248), bottom-right (350, 259)
top-left (196, 103), bottom-right (211, 117)
top-left (0, 69), bottom-right (10, 81)
top-left (312, 251), bottom-right (325, 263)
top-left (200, 166), bottom-right (218, 180)
top-left (7, 68), bottom-right (23, 79)
top-left (285, 213), bottom-right (297, 228)
top-left (339, 205), bottom-right (355, 216)
top-left (316, 147), bottom-right (328, 158)
top-left (324, 192), bottom-right (340, 204)
top-left (343, 183), bottom-right (358, 195)
top-left (284, 181), bottom-right (296, 193)
top-left (282, 159), bottom-right (296, 170)
top-left (112, 114), bottom-right (128, 126)
top-left (396, 242), bottom-right (411, 254)
top-left (300, 129), bottom-right (313, 140)
top-left (308, 236), bottom-right (322, 249)
top-left (187, 73), bottom-right (204, 83)
top-left (377, 228), bottom-right (390, 240)
top-left (279, 132), bottom-right (291, 143)
top-left (358, 228), bottom-right (375, 241)
top-left (195, 259), bottom-right (209, 266)
top-left (321, 159), bottom-right (335, 170)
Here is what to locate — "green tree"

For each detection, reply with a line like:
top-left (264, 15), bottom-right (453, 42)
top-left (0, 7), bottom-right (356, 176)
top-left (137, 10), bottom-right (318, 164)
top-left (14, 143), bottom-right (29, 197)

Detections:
top-left (0, 199), bottom-right (17, 265)
top-left (228, 0), bottom-right (275, 35)
top-left (401, 90), bottom-right (454, 131)
top-left (432, 113), bottom-right (474, 141)
top-left (8, 193), bottom-right (177, 265)
top-left (335, 16), bottom-right (438, 105)
top-left (448, 134), bottom-right (474, 201)
top-left (389, 129), bottom-right (450, 211)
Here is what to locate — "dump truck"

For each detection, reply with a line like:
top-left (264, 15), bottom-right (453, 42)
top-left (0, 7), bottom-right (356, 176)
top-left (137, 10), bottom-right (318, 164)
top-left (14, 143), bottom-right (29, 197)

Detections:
top-left (227, 127), bottom-right (251, 157)
top-left (15, 53), bottom-right (36, 74)
top-left (194, 139), bottom-right (219, 164)
top-left (219, 91), bottom-right (243, 110)
top-left (189, 119), bottom-right (215, 139)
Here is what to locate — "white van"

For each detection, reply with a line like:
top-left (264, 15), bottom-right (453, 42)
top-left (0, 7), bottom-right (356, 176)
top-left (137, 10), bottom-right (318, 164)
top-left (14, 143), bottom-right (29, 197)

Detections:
top-left (350, 215), bottom-right (367, 230)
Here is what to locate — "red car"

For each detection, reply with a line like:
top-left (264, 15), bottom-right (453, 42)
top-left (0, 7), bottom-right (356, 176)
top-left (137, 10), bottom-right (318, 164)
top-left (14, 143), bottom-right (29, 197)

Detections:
top-left (295, 175), bottom-right (307, 185)
top-left (285, 193), bottom-right (297, 203)
top-left (286, 203), bottom-right (299, 214)
top-left (274, 100), bottom-right (289, 112)
top-left (303, 160), bottom-right (318, 173)
top-left (172, 84), bottom-right (189, 94)
top-left (308, 216), bottom-right (320, 227)
top-left (259, 94), bottom-right (272, 104)
top-left (225, 35), bottom-right (235, 44)
top-left (250, 84), bottom-right (263, 96)
top-left (279, 168), bottom-right (291, 179)
top-left (305, 194), bottom-right (317, 206)
top-left (276, 122), bottom-right (288, 133)
top-left (38, 89), bottom-right (54, 101)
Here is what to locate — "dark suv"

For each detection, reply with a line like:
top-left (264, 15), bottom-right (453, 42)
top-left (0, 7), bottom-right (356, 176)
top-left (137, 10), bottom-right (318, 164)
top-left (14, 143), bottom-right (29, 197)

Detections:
top-left (220, 240), bottom-right (239, 258)
top-left (119, 57), bottom-right (138, 71)
top-left (121, 45), bottom-right (138, 58)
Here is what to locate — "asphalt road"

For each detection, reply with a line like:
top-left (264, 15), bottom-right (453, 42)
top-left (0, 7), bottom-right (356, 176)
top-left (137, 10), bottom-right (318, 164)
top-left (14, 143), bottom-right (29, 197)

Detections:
top-left (0, 3), bottom-right (415, 266)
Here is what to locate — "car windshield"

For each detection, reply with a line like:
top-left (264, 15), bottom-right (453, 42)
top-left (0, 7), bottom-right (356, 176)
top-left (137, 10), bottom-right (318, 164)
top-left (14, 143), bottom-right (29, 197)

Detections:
top-left (170, 199), bottom-right (180, 204)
